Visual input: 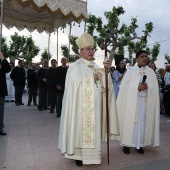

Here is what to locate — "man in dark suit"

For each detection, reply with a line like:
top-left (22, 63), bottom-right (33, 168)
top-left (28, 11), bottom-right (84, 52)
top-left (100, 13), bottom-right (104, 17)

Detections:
top-left (36, 60), bottom-right (48, 111)
top-left (56, 57), bottom-right (68, 117)
top-left (46, 59), bottom-right (57, 113)
top-left (10, 60), bottom-right (26, 106)
top-left (0, 52), bottom-right (11, 135)
top-left (27, 64), bottom-right (38, 106)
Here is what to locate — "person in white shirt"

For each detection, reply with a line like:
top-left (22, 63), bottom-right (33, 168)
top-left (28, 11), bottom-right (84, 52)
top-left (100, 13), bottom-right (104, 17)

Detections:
top-left (5, 63), bottom-right (15, 102)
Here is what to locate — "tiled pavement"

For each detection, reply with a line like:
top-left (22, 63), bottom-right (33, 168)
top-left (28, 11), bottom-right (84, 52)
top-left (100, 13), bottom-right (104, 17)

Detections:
top-left (0, 94), bottom-right (170, 170)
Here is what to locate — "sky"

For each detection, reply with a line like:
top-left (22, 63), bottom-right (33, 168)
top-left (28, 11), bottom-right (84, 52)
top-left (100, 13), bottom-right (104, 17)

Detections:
top-left (2, 0), bottom-right (170, 68)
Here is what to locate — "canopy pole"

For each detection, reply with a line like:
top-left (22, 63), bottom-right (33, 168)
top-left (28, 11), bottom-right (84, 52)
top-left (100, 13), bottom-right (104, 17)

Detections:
top-left (47, 32), bottom-right (51, 61)
top-left (84, 0), bottom-right (87, 32)
top-left (56, 29), bottom-right (58, 66)
top-left (68, 24), bottom-right (71, 63)
top-left (84, 21), bottom-right (86, 33)
top-left (0, 0), bottom-right (4, 50)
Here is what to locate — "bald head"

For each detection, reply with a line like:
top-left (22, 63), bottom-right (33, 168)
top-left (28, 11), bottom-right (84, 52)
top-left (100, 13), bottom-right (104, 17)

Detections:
top-left (61, 57), bottom-right (68, 67)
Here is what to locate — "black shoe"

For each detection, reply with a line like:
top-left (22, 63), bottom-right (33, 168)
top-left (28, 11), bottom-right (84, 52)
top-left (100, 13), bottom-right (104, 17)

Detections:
top-left (15, 103), bottom-right (20, 106)
top-left (11, 100), bottom-right (15, 102)
top-left (27, 104), bottom-right (31, 106)
top-left (0, 131), bottom-right (7, 136)
top-left (34, 103), bottom-right (37, 106)
top-left (164, 114), bottom-right (170, 117)
top-left (19, 103), bottom-right (24, 105)
top-left (37, 106), bottom-right (42, 111)
top-left (5, 100), bottom-right (9, 102)
top-left (39, 107), bottom-right (43, 111)
top-left (123, 146), bottom-right (130, 154)
top-left (136, 147), bottom-right (144, 154)
top-left (75, 160), bottom-right (83, 166)
top-left (56, 114), bottom-right (61, 117)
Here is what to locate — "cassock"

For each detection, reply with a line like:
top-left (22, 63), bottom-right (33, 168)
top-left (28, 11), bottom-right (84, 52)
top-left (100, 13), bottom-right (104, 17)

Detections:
top-left (116, 64), bottom-right (160, 148)
top-left (5, 71), bottom-right (15, 101)
top-left (58, 58), bottom-right (119, 164)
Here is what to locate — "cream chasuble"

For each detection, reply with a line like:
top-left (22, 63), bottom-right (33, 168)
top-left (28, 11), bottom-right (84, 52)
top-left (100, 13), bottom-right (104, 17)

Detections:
top-left (58, 58), bottom-right (119, 165)
top-left (116, 64), bottom-right (160, 148)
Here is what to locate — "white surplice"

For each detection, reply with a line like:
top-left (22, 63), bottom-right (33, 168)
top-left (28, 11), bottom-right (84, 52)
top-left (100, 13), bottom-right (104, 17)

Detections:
top-left (58, 58), bottom-right (119, 165)
top-left (5, 71), bottom-right (15, 101)
top-left (131, 71), bottom-right (147, 149)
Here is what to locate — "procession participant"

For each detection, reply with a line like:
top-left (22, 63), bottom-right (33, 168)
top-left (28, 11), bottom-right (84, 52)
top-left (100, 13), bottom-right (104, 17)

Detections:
top-left (117, 50), bottom-right (160, 154)
top-left (36, 60), bottom-right (48, 111)
top-left (10, 60), bottom-right (26, 106)
top-left (55, 57), bottom-right (68, 117)
top-left (5, 63), bottom-right (15, 102)
top-left (27, 64), bottom-right (38, 106)
top-left (58, 32), bottom-right (119, 166)
top-left (46, 59), bottom-right (57, 113)
top-left (0, 52), bottom-right (11, 136)
top-left (113, 60), bottom-right (126, 99)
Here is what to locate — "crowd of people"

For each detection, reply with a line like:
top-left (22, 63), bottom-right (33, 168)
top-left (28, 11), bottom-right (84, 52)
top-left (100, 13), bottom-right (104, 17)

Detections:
top-left (0, 56), bottom-right (70, 136)
top-left (0, 32), bottom-right (169, 167)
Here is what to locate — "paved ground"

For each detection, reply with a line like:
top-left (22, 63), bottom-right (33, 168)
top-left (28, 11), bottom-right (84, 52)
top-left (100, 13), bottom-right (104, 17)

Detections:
top-left (0, 94), bottom-right (170, 170)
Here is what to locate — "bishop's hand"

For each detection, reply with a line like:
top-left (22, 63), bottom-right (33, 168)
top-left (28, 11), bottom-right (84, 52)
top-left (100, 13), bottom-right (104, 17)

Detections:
top-left (103, 57), bottom-right (110, 70)
top-left (93, 73), bottom-right (99, 81)
top-left (138, 83), bottom-right (148, 91)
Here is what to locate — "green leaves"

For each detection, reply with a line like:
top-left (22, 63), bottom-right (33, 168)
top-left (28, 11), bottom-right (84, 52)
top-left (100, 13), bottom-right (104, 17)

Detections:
top-left (2, 32), bottom-right (40, 65)
top-left (1, 37), bottom-right (9, 58)
top-left (85, 6), bottom-right (160, 65)
top-left (61, 45), bottom-right (69, 58)
top-left (69, 35), bottom-right (79, 54)
top-left (164, 53), bottom-right (170, 64)
top-left (41, 49), bottom-right (52, 61)
top-left (150, 44), bottom-right (160, 62)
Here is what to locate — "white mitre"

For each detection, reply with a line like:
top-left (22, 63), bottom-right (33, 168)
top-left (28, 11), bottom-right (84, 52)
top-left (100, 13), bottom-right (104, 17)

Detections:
top-left (76, 32), bottom-right (94, 49)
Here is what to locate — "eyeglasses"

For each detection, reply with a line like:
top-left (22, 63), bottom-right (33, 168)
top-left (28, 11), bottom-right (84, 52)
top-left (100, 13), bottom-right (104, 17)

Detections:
top-left (82, 47), bottom-right (95, 52)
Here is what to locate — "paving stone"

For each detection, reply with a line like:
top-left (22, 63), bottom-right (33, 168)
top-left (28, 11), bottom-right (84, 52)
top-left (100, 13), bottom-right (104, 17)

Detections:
top-left (0, 94), bottom-right (170, 170)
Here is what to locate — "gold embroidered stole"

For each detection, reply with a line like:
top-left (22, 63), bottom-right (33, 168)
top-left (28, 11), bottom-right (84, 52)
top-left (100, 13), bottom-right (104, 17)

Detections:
top-left (135, 66), bottom-right (147, 122)
top-left (81, 62), bottom-right (95, 148)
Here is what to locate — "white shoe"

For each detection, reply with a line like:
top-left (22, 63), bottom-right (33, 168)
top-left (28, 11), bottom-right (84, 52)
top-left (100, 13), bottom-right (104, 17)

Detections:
top-left (167, 119), bottom-right (170, 123)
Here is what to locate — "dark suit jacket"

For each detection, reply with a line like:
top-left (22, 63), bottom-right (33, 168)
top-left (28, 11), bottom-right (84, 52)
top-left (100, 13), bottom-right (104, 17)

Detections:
top-left (0, 59), bottom-right (11, 97)
top-left (36, 67), bottom-right (48, 88)
top-left (27, 69), bottom-right (38, 88)
top-left (10, 66), bottom-right (26, 86)
top-left (56, 66), bottom-right (68, 93)
top-left (46, 67), bottom-right (58, 91)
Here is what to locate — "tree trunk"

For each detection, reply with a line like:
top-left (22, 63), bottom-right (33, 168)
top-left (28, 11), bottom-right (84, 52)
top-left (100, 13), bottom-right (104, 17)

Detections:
top-left (109, 46), bottom-right (116, 66)
top-left (9, 56), bottom-right (16, 65)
